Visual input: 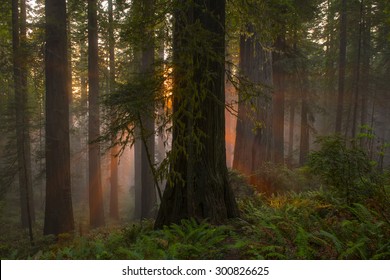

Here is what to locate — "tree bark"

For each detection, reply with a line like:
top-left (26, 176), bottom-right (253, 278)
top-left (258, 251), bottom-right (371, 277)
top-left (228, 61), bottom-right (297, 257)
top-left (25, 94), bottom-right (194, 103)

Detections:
top-left (133, 0), bottom-right (157, 220)
top-left (233, 27), bottom-right (273, 187)
top-left (272, 36), bottom-right (286, 165)
top-left (360, 1), bottom-right (371, 130)
top-left (299, 81), bottom-right (309, 165)
top-left (108, 0), bottom-right (119, 221)
top-left (335, 0), bottom-right (347, 133)
top-left (44, 0), bottom-right (74, 235)
top-left (155, 0), bottom-right (238, 228)
top-left (12, 0), bottom-right (35, 233)
top-left (88, 0), bottom-right (105, 228)
top-left (287, 99), bottom-right (295, 166)
top-left (351, 0), bottom-right (364, 138)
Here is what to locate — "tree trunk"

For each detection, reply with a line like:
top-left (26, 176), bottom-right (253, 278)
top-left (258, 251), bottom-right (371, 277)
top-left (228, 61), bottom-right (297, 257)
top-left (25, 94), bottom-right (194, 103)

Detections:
top-left (155, 0), bottom-right (238, 228)
top-left (107, 0), bottom-right (119, 221)
top-left (133, 0), bottom-right (157, 220)
top-left (272, 36), bottom-right (286, 165)
top-left (335, 0), bottom-right (347, 133)
top-left (88, 0), bottom-right (105, 228)
top-left (233, 33), bottom-right (256, 176)
top-left (323, 0), bottom-right (337, 135)
top-left (139, 0), bottom-right (157, 220)
top-left (287, 99), bottom-right (295, 166)
top-left (351, 0), bottom-right (364, 138)
top-left (13, 0), bottom-right (35, 237)
top-left (299, 82), bottom-right (309, 166)
top-left (44, 0), bottom-right (74, 235)
top-left (233, 28), bottom-right (272, 187)
top-left (360, 2), bottom-right (371, 130)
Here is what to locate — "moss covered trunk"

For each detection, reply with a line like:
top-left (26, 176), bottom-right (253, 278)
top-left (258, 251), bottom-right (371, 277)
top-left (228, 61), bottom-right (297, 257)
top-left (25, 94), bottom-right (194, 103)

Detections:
top-left (155, 0), bottom-right (238, 228)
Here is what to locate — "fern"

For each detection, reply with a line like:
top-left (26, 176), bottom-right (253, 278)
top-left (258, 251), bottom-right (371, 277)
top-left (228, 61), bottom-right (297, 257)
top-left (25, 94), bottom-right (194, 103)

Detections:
top-left (295, 227), bottom-right (312, 259)
top-left (317, 230), bottom-right (344, 254)
top-left (340, 239), bottom-right (368, 259)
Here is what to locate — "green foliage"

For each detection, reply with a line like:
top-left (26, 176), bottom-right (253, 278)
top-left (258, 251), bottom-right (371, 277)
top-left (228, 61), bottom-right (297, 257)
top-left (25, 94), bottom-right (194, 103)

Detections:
top-left (2, 186), bottom-right (389, 260)
top-left (32, 219), bottom-right (240, 260)
top-left (307, 135), bottom-right (380, 204)
top-left (238, 190), bottom-right (390, 259)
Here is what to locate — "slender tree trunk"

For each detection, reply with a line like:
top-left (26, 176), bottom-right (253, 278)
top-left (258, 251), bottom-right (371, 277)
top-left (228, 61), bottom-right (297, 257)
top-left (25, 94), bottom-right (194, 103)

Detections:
top-left (155, 0), bottom-right (238, 228)
top-left (324, 0), bottom-right (336, 135)
top-left (108, 0), bottom-right (119, 221)
top-left (299, 81), bottom-right (309, 165)
top-left (272, 36), bottom-right (286, 165)
top-left (88, 0), bottom-right (105, 228)
top-left (13, 0), bottom-right (35, 238)
top-left (134, 0), bottom-right (157, 220)
top-left (44, 0), bottom-right (74, 235)
top-left (287, 99), bottom-right (295, 166)
top-left (79, 38), bottom-right (88, 202)
top-left (351, 0), bottom-right (364, 138)
top-left (335, 0), bottom-right (347, 133)
top-left (360, 2), bottom-right (371, 130)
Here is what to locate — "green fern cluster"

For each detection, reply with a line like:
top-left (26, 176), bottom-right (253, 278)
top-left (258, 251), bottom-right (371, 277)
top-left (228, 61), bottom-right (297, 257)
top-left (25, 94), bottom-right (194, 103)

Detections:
top-left (125, 218), bottom-right (240, 259)
top-left (238, 190), bottom-right (390, 259)
top-left (4, 184), bottom-right (389, 260)
top-left (34, 218), bottom-right (242, 259)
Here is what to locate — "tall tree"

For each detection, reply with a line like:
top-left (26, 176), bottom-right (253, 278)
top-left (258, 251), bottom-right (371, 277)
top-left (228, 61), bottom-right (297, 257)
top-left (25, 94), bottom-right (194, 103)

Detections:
top-left (233, 28), bottom-right (273, 186)
top-left (12, 0), bottom-right (35, 235)
top-left (272, 35), bottom-right (286, 164)
top-left (155, 0), bottom-right (239, 228)
top-left (88, 0), bottom-right (104, 228)
top-left (44, 0), bottom-right (74, 235)
top-left (108, 0), bottom-right (119, 221)
top-left (359, 1), bottom-right (371, 130)
top-left (299, 72), bottom-right (310, 165)
top-left (351, 0), bottom-right (365, 138)
top-left (335, 0), bottom-right (347, 133)
top-left (134, 0), bottom-right (157, 220)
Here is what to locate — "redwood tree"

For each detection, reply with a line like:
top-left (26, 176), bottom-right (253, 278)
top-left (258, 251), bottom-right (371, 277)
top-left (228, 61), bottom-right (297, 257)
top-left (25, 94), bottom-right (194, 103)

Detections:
top-left (88, 0), bottom-right (104, 228)
top-left (134, 0), bottom-right (157, 220)
top-left (12, 0), bottom-right (35, 233)
top-left (155, 0), bottom-right (239, 228)
top-left (233, 28), bottom-right (273, 187)
top-left (272, 35), bottom-right (286, 165)
top-left (335, 0), bottom-right (347, 133)
top-left (44, 0), bottom-right (74, 235)
top-left (108, 0), bottom-right (119, 221)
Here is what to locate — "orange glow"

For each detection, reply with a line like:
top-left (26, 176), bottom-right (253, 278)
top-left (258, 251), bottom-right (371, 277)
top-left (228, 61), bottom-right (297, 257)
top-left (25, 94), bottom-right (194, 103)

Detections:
top-left (225, 81), bottom-right (237, 168)
top-left (163, 66), bottom-right (173, 110)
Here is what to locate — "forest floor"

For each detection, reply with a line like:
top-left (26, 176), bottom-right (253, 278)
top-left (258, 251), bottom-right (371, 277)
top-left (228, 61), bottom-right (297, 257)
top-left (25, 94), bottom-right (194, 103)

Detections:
top-left (1, 176), bottom-right (390, 259)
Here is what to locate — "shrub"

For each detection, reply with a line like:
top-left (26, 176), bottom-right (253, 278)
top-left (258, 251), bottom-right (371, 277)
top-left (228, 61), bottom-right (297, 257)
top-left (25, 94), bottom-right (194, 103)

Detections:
top-left (307, 135), bottom-right (379, 204)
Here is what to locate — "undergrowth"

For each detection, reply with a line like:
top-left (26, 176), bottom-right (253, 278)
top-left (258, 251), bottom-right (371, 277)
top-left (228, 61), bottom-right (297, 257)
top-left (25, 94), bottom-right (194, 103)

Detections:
top-left (2, 187), bottom-right (389, 260)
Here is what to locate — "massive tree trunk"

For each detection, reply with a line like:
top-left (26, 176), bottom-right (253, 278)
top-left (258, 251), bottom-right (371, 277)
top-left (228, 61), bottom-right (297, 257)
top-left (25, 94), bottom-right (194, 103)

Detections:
top-left (335, 0), bottom-right (347, 133)
top-left (44, 0), bottom-right (74, 235)
top-left (88, 0), bottom-right (105, 228)
top-left (134, 0), bottom-right (157, 220)
top-left (233, 28), bottom-right (272, 187)
top-left (155, 0), bottom-right (238, 228)
top-left (108, 0), bottom-right (119, 221)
